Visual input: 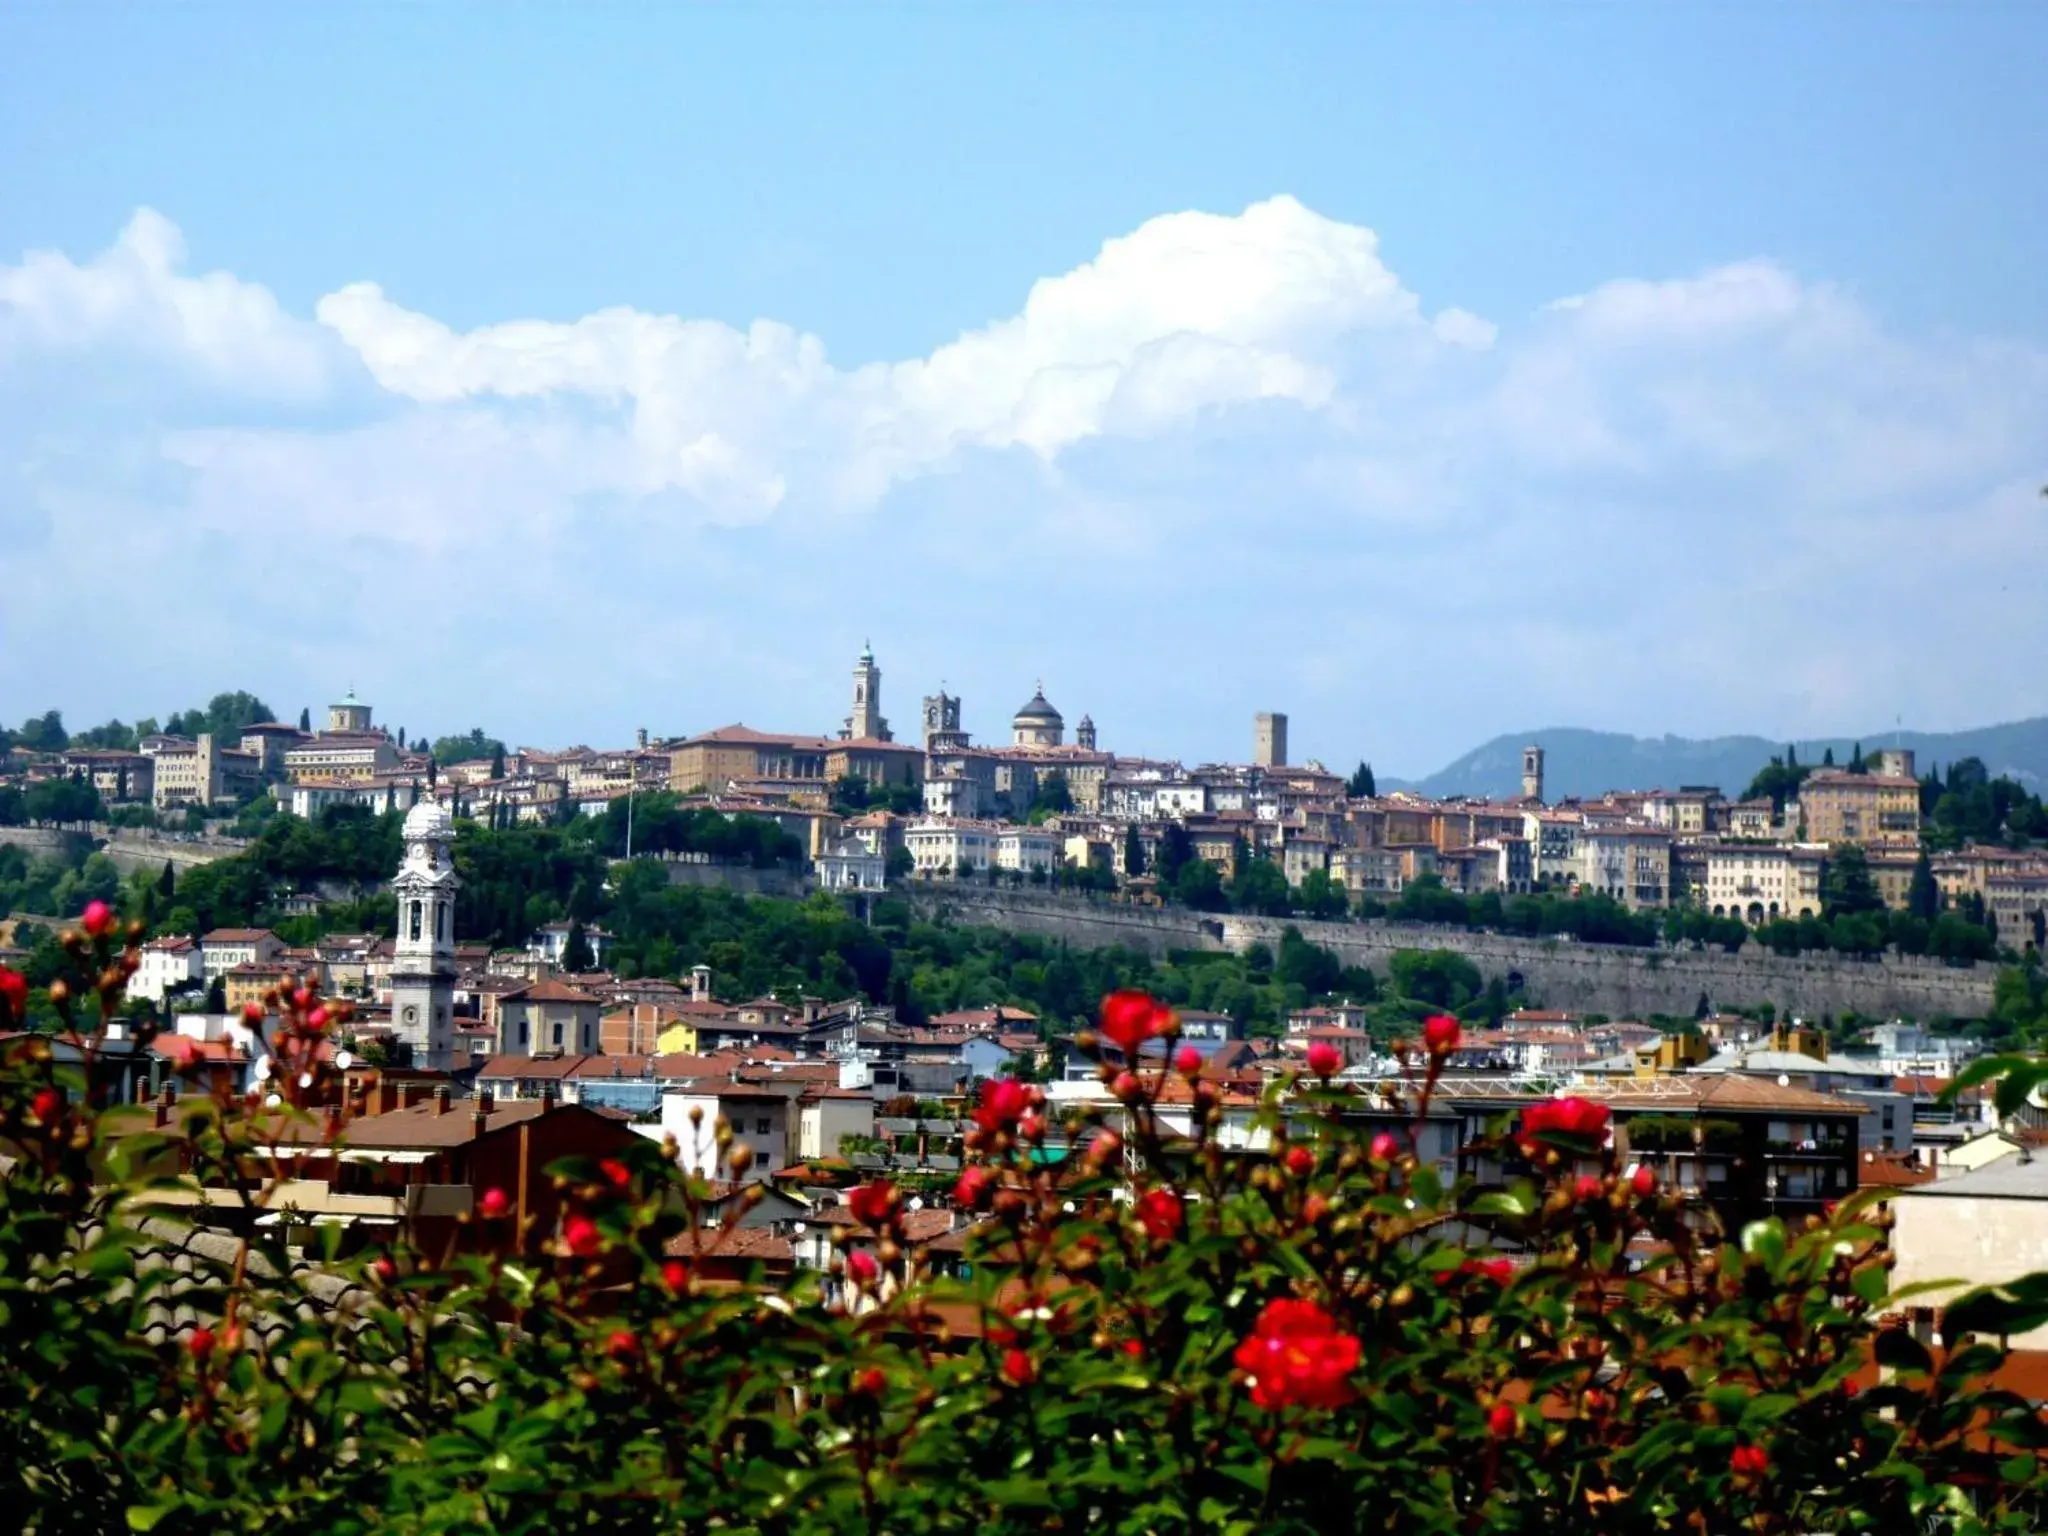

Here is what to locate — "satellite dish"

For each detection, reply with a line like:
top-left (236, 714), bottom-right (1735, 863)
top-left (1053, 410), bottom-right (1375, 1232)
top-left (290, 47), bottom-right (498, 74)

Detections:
top-left (1778, 1074), bottom-right (1791, 1087)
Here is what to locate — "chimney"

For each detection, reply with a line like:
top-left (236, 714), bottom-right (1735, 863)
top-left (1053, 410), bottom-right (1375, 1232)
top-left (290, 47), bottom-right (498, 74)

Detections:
top-left (434, 1084), bottom-right (451, 1116)
top-left (153, 1081), bottom-right (176, 1128)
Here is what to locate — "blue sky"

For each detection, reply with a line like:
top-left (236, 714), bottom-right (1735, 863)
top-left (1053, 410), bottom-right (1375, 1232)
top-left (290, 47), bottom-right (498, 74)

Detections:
top-left (3, 5), bottom-right (2045, 776)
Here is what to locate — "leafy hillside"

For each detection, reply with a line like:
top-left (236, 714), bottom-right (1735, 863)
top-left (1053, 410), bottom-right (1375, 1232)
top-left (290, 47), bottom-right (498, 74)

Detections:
top-left (1402, 718), bottom-right (2048, 801)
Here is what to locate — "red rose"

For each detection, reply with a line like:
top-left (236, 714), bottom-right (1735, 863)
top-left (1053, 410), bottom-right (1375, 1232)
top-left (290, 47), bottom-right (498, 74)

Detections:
top-left (1284, 1145), bottom-right (1314, 1177)
top-left (1369, 1132), bottom-right (1399, 1162)
top-left (478, 1187), bottom-right (510, 1219)
top-left (845, 1249), bottom-right (879, 1285)
top-left (80, 899), bottom-right (114, 938)
top-left (0, 966), bottom-right (28, 1023)
top-left (599, 1157), bottom-right (633, 1190)
top-left (847, 1180), bottom-right (898, 1227)
top-left (1520, 1095), bottom-right (1612, 1146)
top-left (291, 987), bottom-right (314, 1012)
top-left (853, 1367), bottom-right (886, 1395)
top-left (1730, 1444), bottom-right (1769, 1479)
top-left (604, 1329), bottom-right (639, 1360)
top-left (1111, 1071), bottom-right (1143, 1103)
top-left (1488, 1401), bottom-right (1517, 1438)
top-left (1232, 1298), bottom-right (1360, 1411)
top-left (306, 1005), bottom-right (330, 1030)
top-left (1422, 1014), bottom-right (1461, 1054)
top-left (1017, 1110), bottom-right (1045, 1142)
top-left (1135, 1187), bottom-right (1183, 1242)
top-left (661, 1259), bottom-right (689, 1293)
top-left (187, 1327), bottom-right (216, 1359)
top-left (240, 1001), bottom-right (266, 1025)
top-left (1304, 1040), bottom-right (1343, 1077)
top-left (1630, 1165), bottom-right (1656, 1198)
top-left (1000, 1347), bottom-right (1036, 1386)
top-left (1462, 1256), bottom-right (1515, 1285)
top-left (30, 1087), bottom-right (63, 1124)
top-left (1099, 990), bottom-right (1166, 1055)
top-left (562, 1214), bottom-right (602, 1257)
top-left (953, 1165), bottom-right (993, 1209)
top-left (1173, 1044), bottom-right (1203, 1076)
top-left (973, 1076), bottom-right (1033, 1133)
top-left (371, 1256), bottom-right (397, 1282)
top-left (1574, 1174), bottom-right (1604, 1202)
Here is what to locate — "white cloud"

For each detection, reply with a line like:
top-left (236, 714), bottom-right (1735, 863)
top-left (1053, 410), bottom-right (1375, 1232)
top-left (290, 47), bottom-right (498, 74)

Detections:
top-left (2, 198), bottom-right (2045, 770)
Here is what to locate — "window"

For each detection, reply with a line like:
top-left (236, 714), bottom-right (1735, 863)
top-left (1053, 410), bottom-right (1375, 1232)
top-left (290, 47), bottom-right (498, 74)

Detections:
top-left (408, 902), bottom-right (422, 941)
top-left (436, 903), bottom-right (447, 941)
top-left (755, 1117), bottom-right (772, 1136)
top-left (552, 1021), bottom-right (564, 1049)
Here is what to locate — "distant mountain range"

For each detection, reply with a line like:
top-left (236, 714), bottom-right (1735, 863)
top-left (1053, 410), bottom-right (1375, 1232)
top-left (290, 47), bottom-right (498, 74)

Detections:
top-left (1386, 719), bottom-right (2048, 802)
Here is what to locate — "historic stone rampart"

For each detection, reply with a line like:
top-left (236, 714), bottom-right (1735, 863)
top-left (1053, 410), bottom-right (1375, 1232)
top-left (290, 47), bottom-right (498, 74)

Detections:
top-left (903, 886), bottom-right (1998, 1023)
top-left (0, 825), bottom-right (246, 876)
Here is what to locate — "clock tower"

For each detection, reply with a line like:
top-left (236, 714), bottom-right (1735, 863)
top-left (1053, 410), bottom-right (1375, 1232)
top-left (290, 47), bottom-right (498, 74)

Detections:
top-left (390, 799), bottom-right (461, 1069)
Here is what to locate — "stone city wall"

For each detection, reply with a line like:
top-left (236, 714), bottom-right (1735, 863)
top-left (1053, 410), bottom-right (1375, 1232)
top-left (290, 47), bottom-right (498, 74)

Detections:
top-left (905, 886), bottom-right (1997, 1022)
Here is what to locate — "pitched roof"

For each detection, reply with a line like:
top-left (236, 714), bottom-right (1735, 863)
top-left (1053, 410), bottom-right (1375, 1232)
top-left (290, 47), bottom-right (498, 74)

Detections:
top-left (504, 979), bottom-right (601, 1005)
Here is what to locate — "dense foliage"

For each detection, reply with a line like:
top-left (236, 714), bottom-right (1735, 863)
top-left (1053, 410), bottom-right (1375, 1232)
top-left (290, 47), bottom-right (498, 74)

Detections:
top-left (4, 929), bottom-right (2047, 1533)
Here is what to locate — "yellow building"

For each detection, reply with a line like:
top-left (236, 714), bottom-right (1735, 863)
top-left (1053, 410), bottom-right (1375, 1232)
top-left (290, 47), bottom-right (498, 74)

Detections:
top-left (1795, 770), bottom-right (1921, 848)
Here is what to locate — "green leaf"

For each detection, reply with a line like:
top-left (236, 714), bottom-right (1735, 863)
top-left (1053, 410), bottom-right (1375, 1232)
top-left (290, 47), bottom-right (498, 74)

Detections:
top-left (125, 1507), bottom-right (171, 1532)
top-left (1875, 1329), bottom-right (1934, 1375)
top-left (1740, 1218), bottom-right (1786, 1267)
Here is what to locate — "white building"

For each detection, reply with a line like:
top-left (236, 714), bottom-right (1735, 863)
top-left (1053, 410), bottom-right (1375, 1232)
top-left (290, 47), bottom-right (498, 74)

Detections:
top-left (922, 773), bottom-right (985, 819)
top-left (126, 935), bottom-right (204, 1004)
top-left (905, 816), bottom-right (1000, 876)
top-left (816, 835), bottom-right (887, 892)
top-left (657, 1086), bottom-right (792, 1182)
top-left (529, 920), bottom-right (611, 969)
top-left (994, 825), bottom-right (1060, 875)
top-left (1703, 844), bottom-right (1825, 923)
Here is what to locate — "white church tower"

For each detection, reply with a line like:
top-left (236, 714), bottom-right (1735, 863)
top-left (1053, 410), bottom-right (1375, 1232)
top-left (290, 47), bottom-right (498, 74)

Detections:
top-left (842, 642), bottom-right (891, 742)
top-left (389, 800), bottom-right (461, 1069)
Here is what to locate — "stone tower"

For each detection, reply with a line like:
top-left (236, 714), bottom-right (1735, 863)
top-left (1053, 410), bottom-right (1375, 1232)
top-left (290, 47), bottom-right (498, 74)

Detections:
top-left (327, 689), bottom-right (373, 734)
top-left (922, 690), bottom-right (967, 752)
top-left (1253, 712), bottom-right (1288, 768)
top-left (1521, 744), bottom-right (1546, 804)
top-left (1075, 714), bottom-right (1097, 751)
top-left (389, 800), bottom-right (461, 1069)
top-left (843, 644), bottom-right (890, 742)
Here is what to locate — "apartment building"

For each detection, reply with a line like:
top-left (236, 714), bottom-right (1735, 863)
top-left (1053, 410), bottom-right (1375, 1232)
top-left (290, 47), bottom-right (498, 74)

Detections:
top-left (1702, 845), bottom-right (1825, 923)
top-left (283, 733), bottom-right (402, 785)
top-left (1797, 770), bottom-right (1922, 848)
top-left (904, 816), bottom-right (1000, 876)
top-left (1575, 825), bottom-right (1672, 910)
top-left (146, 733), bottom-right (264, 809)
top-left (58, 748), bottom-right (154, 805)
top-left (1987, 870), bottom-right (2048, 949)
top-left (200, 928), bottom-right (285, 984)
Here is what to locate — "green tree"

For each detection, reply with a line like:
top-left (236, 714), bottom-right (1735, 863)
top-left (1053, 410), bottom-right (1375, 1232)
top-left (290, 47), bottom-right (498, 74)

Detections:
top-left (297, 706), bottom-right (311, 732)
top-left (1121, 824), bottom-right (1146, 878)
top-left (1821, 844), bottom-right (1883, 918)
top-left (562, 920), bottom-right (595, 972)
top-left (1031, 770), bottom-right (1073, 817)
top-left (1742, 750), bottom-right (1812, 814)
top-left (23, 776), bottom-right (101, 827)
top-left (1907, 850), bottom-right (1940, 921)
top-left (432, 728), bottom-right (506, 765)
top-left (1345, 761), bottom-right (1376, 798)
top-left (1296, 867), bottom-right (1349, 920)
top-left (1228, 855), bottom-right (1292, 917)
top-left (15, 710), bottom-right (67, 753)
top-left (1173, 857), bottom-right (1226, 912)
top-left (490, 742), bottom-right (507, 780)
top-left (1155, 823), bottom-right (1194, 884)
top-left (1387, 947), bottom-right (1483, 1010)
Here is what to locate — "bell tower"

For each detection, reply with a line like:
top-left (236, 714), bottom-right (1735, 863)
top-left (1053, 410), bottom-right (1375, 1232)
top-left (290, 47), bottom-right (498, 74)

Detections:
top-left (389, 801), bottom-right (461, 1069)
top-left (1521, 744), bottom-right (1546, 804)
top-left (842, 643), bottom-right (891, 742)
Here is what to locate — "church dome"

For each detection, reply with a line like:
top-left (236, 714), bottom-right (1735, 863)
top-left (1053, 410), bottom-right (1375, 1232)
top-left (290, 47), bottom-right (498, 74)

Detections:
top-left (1012, 687), bottom-right (1063, 728)
top-left (402, 800), bottom-right (453, 842)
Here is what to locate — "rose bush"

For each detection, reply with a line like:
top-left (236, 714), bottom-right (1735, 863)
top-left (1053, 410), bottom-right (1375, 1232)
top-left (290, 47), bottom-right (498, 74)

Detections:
top-left (0, 911), bottom-right (2045, 1533)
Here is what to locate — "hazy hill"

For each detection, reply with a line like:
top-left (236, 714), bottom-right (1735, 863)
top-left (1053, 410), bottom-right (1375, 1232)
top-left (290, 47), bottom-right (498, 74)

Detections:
top-left (1395, 719), bottom-right (2048, 802)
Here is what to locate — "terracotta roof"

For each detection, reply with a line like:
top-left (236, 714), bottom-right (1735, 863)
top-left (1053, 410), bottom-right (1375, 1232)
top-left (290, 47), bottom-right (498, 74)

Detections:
top-left (662, 1225), bottom-right (794, 1264)
top-left (476, 1054), bottom-right (589, 1081)
top-left (203, 928), bottom-right (277, 943)
top-left (1585, 1076), bottom-right (1868, 1115)
top-left (505, 979), bottom-right (601, 1005)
